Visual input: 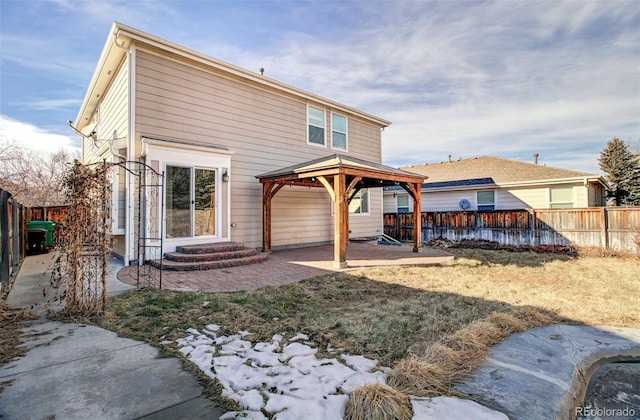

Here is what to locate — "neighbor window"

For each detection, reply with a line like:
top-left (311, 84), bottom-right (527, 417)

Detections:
top-left (397, 195), bottom-right (410, 213)
top-left (349, 189), bottom-right (369, 214)
top-left (308, 106), bottom-right (325, 146)
top-left (331, 113), bottom-right (347, 150)
top-left (550, 187), bottom-right (574, 208)
top-left (477, 190), bottom-right (495, 210)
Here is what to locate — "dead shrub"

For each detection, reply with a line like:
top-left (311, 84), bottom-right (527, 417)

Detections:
top-left (386, 357), bottom-right (458, 397)
top-left (0, 298), bottom-right (35, 364)
top-left (485, 312), bottom-right (528, 335)
top-left (49, 161), bottom-right (111, 318)
top-left (511, 307), bottom-right (556, 327)
top-left (386, 308), bottom-right (556, 398)
top-left (344, 383), bottom-right (413, 420)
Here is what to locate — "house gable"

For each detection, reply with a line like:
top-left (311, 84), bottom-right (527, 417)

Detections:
top-left (384, 156), bottom-right (609, 211)
top-left (76, 22), bottom-right (391, 258)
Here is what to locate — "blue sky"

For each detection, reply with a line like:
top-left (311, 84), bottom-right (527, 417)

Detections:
top-left (1, 0), bottom-right (638, 174)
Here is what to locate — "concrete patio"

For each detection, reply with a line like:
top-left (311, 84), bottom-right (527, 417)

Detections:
top-left (117, 243), bottom-right (455, 292)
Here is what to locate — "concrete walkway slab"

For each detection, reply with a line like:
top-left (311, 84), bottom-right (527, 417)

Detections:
top-left (0, 321), bottom-right (224, 419)
top-left (5, 252), bottom-right (58, 312)
top-left (457, 325), bottom-right (640, 420)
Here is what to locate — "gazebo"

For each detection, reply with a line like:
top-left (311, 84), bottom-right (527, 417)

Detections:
top-left (257, 155), bottom-right (426, 268)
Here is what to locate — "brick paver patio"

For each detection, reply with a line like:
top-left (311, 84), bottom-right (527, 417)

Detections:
top-left (117, 243), bottom-right (454, 293)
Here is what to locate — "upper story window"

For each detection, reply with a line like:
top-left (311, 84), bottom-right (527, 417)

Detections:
top-left (331, 113), bottom-right (347, 150)
top-left (307, 105), bottom-right (325, 146)
top-left (397, 195), bottom-right (410, 213)
top-left (550, 187), bottom-right (574, 208)
top-left (477, 190), bottom-right (495, 210)
top-left (349, 189), bottom-right (369, 214)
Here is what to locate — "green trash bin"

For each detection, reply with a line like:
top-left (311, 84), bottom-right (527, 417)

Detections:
top-left (27, 221), bottom-right (56, 247)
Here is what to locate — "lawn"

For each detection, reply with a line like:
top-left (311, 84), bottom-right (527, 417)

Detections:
top-left (98, 247), bottom-right (639, 410)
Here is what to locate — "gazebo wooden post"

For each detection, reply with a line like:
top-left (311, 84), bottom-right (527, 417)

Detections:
top-left (412, 181), bottom-right (422, 252)
top-left (333, 173), bottom-right (348, 268)
top-left (263, 181), bottom-right (272, 252)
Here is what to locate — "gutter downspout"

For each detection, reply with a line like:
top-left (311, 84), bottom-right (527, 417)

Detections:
top-left (112, 31), bottom-right (134, 265)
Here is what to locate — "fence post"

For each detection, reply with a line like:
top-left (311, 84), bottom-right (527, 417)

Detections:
top-left (12, 198), bottom-right (20, 275)
top-left (530, 209), bottom-right (537, 247)
top-left (600, 207), bottom-right (609, 249)
top-left (1, 190), bottom-right (10, 291)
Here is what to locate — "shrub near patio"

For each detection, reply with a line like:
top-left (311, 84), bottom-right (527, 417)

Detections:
top-left (100, 248), bottom-right (639, 412)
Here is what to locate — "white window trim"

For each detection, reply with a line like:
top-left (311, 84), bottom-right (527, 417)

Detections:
top-left (549, 186), bottom-right (576, 208)
top-left (396, 194), bottom-right (410, 213)
top-left (330, 112), bottom-right (348, 151)
top-left (476, 190), bottom-right (496, 210)
top-left (307, 105), bottom-right (326, 147)
top-left (350, 189), bottom-right (370, 215)
top-left (110, 162), bottom-right (126, 235)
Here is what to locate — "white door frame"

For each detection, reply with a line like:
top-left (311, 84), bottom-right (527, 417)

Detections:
top-left (142, 137), bottom-right (232, 255)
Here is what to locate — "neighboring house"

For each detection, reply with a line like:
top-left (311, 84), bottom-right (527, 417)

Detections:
top-left (75, 23), bottom-right (420, 266)
top-left (383, 156), bottom-right (609, 213)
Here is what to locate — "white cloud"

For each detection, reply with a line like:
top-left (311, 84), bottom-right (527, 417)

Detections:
top-left (0, 114), bottom-right (81, 157)
top-left (208, 0), bottom-right (638, 174)
top-left (2, 0), bottom-right (636, 176)
top-left (15, 98), bottom-right (83, 111)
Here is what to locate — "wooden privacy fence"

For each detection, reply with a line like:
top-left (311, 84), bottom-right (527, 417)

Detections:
top-left (1, 188), bottom-right (27, 293)
top-left (383, 208), bottom-right (640, 252)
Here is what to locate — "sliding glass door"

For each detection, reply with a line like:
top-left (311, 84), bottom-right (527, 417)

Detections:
top-left (166, 166), bottom-right (216, 239)
top-left (194, 168), bottom-right (216, 236)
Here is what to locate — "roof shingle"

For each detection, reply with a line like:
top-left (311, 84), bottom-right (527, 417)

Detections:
top-left (401, 156), bottom-right (599, 184)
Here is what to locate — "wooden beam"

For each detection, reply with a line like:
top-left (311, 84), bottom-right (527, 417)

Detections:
top-left (316, 176), bottom-right (335, 201)
top-left (262, 181), bottom-right (285, 252)
top-left (262, 182), bottom-right (272, 252)
top-left (412, 181), bottom-right (422, 252)
top-left (333, 173), bottom-right (348, 268)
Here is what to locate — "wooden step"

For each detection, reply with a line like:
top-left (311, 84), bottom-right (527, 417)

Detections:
top-left (149, 252), bottom-right (268, 271)
top-left (163, 248), bottom-right (257, 262)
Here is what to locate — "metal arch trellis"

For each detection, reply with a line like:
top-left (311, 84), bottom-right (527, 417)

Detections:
top-left (111, 160), bottom-right (165, 289)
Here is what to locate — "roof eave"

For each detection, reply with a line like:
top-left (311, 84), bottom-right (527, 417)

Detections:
top-left (497, 176), bottom-right (609, 188)
top-left (75, 22), bottom-right (130, 131)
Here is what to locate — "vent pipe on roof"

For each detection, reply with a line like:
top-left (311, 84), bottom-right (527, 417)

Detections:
top-left (533, 153), bottom-right (539, 165)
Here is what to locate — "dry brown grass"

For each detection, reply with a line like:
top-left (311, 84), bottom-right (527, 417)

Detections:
top-left (352, 306), bottom-right (556, 413)
top-left (344, 383), bottom-right (413, 420)
top-left (354, 248), bottom-right (640, 328)
top-left (0, 297), bottom-right (35, 366)
top-left (99, 248), bottom-right (638, 412)
top-left (386, 308), bottom-right (555, 398)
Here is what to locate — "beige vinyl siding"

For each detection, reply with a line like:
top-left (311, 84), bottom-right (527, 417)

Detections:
top-left (349, 189), bottom-right (382, 238)
top-left (83, 59), bottom-right (128, 164)
top-left (383, 193), bottom-right (397, 213)
top-left (271, 188), bottom-right (332, 247)
top-left (134, 49), bottom-right (383, 248)
top-left (575, 186), bottom-right (588, 207)
top-left (588, 184), bottom-right (605, 207)
top-left (495, 189), bottom-right (528, 209)
top-left (510, 184), bottom-right (581, 208)
top-left (386, 183), bottom-right (597, 213)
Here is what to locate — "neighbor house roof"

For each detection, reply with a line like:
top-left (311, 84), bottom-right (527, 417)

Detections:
top-left (398, 156), bottom-right (608, 189)
top-left (75, 22), bottom-right (391, 132)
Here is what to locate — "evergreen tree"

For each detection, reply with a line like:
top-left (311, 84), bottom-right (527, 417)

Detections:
top-left (598, 137), bottom-right (640, 206)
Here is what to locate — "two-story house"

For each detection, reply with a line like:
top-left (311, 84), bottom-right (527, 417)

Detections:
top-left (75, 23), bottom-right (424, 268)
